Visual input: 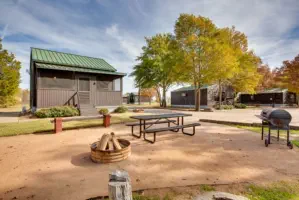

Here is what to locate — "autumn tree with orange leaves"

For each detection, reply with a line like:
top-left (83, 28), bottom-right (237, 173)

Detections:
top-left (140, 88), bottom-right (157, 104)
top-left (276, 55), bottom-right (299, 105)
top-left (256, 64), bottom-right (275, 91)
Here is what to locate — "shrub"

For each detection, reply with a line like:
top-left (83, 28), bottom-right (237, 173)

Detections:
top-left (129, 93), bottom-right (135, 104)
top-left (234, 103), bottom-right (247, 109)
top-left (215, 104), bottom-right (234, 110)
top-left (99, 108), bottom-right (109, 115)
top-left (35, 106), bottom-right (79, 118)
top-left (114, 106), bottom-right (128, 113)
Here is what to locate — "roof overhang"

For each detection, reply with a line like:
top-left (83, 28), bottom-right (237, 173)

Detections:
top-left (35, 63), bottom-right (126, 76)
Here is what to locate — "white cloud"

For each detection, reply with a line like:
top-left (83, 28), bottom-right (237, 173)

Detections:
top-left (105, 24), bottom-right (143, 59)
top-left (0, 0), bottom-right (299, 94)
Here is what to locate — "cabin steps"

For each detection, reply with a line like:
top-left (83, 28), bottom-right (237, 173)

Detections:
top-left (79, 104), bottom-right (98, 116)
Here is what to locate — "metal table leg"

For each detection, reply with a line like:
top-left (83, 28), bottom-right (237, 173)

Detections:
top-left (261, 123), bottom-right (264, 140)
top-left (132, 119), bottom-right (142, 138)
top-left (268, 126), bottom-right (271, 144)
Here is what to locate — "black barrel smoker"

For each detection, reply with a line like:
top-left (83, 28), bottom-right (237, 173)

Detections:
top-left (255, 109), bottom-right (293, 149)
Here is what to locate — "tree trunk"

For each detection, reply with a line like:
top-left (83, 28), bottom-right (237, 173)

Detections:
top-left (162, 88), bottom-right (167, 108)
top-left (138, 87), bottom-right (141, 105)
top-left (218, 81), bottom-right (222, 109)
top-left (154, 87), bottom-right (162, 107)
top-left (195, 83), bottom-right (200, 111)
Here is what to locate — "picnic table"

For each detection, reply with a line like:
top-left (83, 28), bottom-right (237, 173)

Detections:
top-left (126, 113), bottom-right (201, 143)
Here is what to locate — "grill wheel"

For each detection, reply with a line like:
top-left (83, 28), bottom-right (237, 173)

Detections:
top-left (265, 139), bottom-right (269, 147)
top-left (287, 141), bottom-right (293, 149)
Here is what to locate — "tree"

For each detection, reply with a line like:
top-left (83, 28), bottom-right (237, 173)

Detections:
top-left (129, 93), bottom-right (135, 104)
top-left (277, 54), bottom-right (299, 105)
top-left (175, 14), bottom-right (241, 110)
top-left (230, 51), bottom-right (261, 97)
top-left (131, 33), bottom-right (180, 107)
top-left (0, 38), bottom-right (21, 107)
top-left (256, 64), bottom-right (275, 91)
top-left (140, 88), bottom-right (156, 104)
top-left (209, 28), bottom-right (241, 107)
top-left (219, 28), bottom-right (261, 102)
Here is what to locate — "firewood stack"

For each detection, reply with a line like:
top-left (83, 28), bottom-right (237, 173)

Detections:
top-left (96, 132), bottom-right (123, 151)
top-left (90, 132), bottom-right (131, 163)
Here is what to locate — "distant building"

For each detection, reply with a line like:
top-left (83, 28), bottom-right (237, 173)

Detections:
top-left (171, 85), bottom-right (234, 108)
top-left (239, 88), bottom-right (297, 106)
top-left (123, 93), bottom-right (151, 104)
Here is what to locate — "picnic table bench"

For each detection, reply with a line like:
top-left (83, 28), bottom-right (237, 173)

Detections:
top-left (128, 113), bottom-right (201, 143)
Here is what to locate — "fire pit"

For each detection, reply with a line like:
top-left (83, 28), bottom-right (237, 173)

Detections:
top-left (90, 133), bottom-right (131, 163)
top-left (255, 109), bottom-right (293, 149)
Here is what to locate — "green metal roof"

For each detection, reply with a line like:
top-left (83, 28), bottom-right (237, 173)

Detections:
top-left (36, 63), bottom-right (126, 76)
top-left (31, 48), bottom-right (117, 72)
top-left (172, 85), bottom-right (211, 92)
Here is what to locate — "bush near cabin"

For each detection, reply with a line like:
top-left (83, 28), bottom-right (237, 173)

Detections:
top-left (234, 103), bottom-right (247, 109)
top-left (35, 106), bottom-right (79, 118)
top-left (114, 106), bottom-right (128, 113)
top-left (99, 108), bottom-right (109, 115)
top-left (215, 105), bottom-right (234, 110)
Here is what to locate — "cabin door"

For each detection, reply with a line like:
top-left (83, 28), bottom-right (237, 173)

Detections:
top-left (200, 88), bottom-right (208, 106)
top-left (78, 77), bottom-right (91, 104)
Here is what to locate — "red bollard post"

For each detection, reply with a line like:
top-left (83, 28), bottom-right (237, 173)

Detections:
top-left (103, 114), bottom-right (111, 128)
top-left (54, 118), bottom-right (63, 133)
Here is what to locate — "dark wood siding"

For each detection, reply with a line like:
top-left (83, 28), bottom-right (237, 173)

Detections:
top-left (96, 91), bottom-right (122, 106)
top-left (171, 90), bottom-right (195, 106)
top-left (37, 89), bottom-right (77, 108)
top-left (36, 69), bottom-right (123, 108)
top-left (171, 89), bottom-right (209, 107)
top-left (240, 92), bottom-right (296, 105)
top-left (200, 89), bottom-right (208, 106)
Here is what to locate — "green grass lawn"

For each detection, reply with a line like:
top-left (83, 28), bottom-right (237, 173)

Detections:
top-left (0, 112), bottom-right (142, 137)
top-left (103, 182), bottom-right (299, 200)
top-left (246, 182), bottom-right (299, 200)
top-left (234, 125), bottom-right (299, 135)
top-left (234, 125), bottom-right (299, 148)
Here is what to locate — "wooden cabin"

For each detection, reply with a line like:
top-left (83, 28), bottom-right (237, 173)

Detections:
top-left (30, 48), bottom-right (126, 115)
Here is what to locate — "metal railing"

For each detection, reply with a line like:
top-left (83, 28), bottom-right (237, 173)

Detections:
top-left (65, 91), bottom-right (80, 110)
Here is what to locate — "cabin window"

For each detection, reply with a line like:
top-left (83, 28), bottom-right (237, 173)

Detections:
top-left (97, 76), bottom-right (113, 91)
top-left (113, 78), bottom-right (121, 91)
top-left (39, 69), bottom-right (74, 89)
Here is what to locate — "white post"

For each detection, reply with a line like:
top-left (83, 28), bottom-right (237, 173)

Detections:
top-left (108, 170), bottom-right (133, 200)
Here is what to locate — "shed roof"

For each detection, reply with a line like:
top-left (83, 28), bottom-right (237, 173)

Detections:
top-left (241, 88), bottom-right (288, 95)
top-left (172, 85), bottom-right (211, 92)
top-left (36, 63), bottom-right (126, 76)
top-left (31, 48), bottom-right (117, 72)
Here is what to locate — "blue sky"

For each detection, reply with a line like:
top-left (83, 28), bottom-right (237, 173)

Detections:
top-left (0, 0), bottom-right (299, 94)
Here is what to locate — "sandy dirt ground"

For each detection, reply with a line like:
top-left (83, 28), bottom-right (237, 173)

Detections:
top-left (1, 122), bottom-right (299, 200)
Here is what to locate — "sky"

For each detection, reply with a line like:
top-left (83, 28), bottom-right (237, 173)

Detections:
top-left (0, 0), bottom-right (299, 94)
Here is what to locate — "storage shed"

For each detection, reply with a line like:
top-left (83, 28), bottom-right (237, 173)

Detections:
top-left (30, 48), bottom-right (126, 115)
top-left (171, 85), bottom-right (234, 108)
top-left (239, 88), bottom-right (297, 106)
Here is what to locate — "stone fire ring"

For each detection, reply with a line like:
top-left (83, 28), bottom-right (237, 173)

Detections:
top-left (90, 139), bottom-right (131, 163)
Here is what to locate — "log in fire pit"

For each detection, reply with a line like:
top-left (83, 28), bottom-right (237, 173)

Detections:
top-left (90, 132), bottom-right (131, 163)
